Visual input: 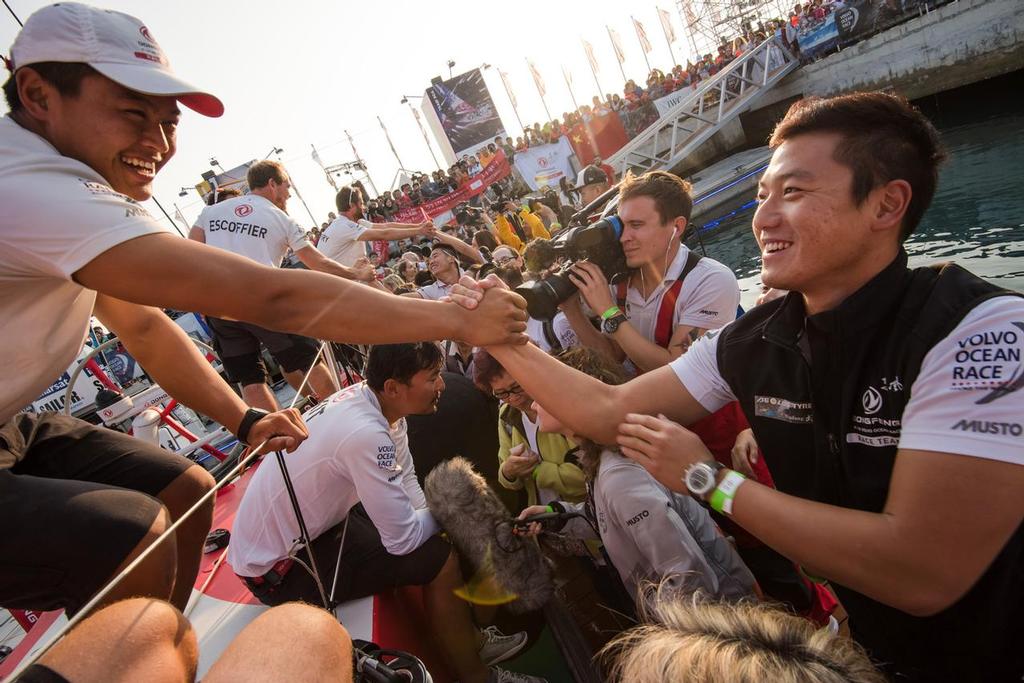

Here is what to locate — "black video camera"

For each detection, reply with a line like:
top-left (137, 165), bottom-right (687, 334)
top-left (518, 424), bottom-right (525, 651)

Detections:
top-left (455, 204), bottom-right (481, 227)
top-left (514, 215), bottom-right (627, 320)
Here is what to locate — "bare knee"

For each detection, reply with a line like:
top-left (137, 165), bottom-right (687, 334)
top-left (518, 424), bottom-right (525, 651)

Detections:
top-left (158, 465), bottom-right (215, 519)
top-left (42, 598), bottom-right (197, 683)
top-left (179, 465), bottom-right (216, 500)
top-left (104, 597), bottom-right (194, 648)
top-left (266, 602), bottom-right (351, 650)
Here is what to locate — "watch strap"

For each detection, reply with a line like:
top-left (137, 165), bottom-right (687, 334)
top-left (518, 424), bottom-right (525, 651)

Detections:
top-left (237, 408), bottom-right (269, 445)
top-left (709, 470), bottom-right (746, 515)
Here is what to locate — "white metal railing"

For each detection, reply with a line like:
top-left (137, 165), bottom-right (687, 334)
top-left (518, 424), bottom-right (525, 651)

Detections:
top-left (608, 38), bottom-right (799, 175)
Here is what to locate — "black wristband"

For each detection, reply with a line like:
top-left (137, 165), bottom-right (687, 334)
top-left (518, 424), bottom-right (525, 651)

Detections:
top-left (236, 408), bottom-right (269, 445)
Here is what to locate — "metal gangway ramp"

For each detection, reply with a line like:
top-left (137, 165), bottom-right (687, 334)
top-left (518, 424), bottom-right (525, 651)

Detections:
top-left (608, 38), bottom-right (800, 176)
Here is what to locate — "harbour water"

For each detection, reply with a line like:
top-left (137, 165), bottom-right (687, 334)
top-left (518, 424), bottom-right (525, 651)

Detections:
top-left (686, 74), bottom-right (1024, 310)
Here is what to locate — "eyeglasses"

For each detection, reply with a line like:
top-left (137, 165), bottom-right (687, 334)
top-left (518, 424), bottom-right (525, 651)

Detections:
top-left (492, 383), bottom-right (524, 400)
top-left (494, 255), bottom-right (517, 266)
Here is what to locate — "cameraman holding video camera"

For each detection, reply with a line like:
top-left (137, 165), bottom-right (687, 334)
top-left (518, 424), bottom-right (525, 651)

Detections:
top-left (561, 170), bottom-right (739, 375)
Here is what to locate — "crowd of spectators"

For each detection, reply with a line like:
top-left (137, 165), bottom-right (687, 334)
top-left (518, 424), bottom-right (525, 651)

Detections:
top-left (11, 3), bottom-right (1018, 683)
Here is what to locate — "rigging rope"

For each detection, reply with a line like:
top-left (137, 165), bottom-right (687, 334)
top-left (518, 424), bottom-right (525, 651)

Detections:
top-left (3, 341), bottom-right (332, 682)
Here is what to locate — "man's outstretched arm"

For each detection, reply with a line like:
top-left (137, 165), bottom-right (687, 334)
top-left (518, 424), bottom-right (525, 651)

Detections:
top-left (75, 233), bottom-right (527, 348)
top-left (488, 341), bottom-right (707, 445)
top-left (94, 294), bottom-right (307, 451)
top-left (358, 221), bottom-right (434, 242)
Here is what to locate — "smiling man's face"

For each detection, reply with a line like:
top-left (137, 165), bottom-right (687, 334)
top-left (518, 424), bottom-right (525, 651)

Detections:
top-left (39, 72), bottom-right (180, 201)
top-left (753, 132), bottom-right (879, 302)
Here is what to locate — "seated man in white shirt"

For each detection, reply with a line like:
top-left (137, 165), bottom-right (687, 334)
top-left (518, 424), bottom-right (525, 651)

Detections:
top-left (319, 185), bottom-right (436, 268)
top-left (229, 342), bottom-right (543, 683)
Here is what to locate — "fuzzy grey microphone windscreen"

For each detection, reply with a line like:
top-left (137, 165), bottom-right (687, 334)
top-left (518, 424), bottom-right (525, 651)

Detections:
top-left (425, 457), bottom-right (553, 613)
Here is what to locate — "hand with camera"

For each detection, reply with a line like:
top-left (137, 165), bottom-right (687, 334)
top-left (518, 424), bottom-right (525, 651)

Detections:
top-left (568, 261), bottom-right (615, 319)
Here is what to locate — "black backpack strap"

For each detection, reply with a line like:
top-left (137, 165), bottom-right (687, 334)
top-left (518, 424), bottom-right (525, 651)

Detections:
top-left (542, 319), bottom-right (562, 351)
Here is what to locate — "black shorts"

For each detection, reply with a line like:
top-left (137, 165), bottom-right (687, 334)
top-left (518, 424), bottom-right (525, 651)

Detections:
top-left (206, 316), bottom-right (321, 387)
top-left (19, 665), bottom-right (70, 683)
top-left (247, 505), bottom-right (451, 607)
top-left (0, 412), bottom-right (194, 616)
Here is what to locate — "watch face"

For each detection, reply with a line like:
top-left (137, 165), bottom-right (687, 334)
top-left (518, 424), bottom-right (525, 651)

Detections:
top-left (602, 314), bottom-right (624, 334)
top-left (686, 462), bottom-right (716, 496)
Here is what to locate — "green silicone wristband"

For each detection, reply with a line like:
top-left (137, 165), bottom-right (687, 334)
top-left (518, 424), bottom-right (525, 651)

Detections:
top-left (544, 505), bottom-right (554, 513)
top-left (709, 470), bottom-right (746, 515)
top-left (600, 305), bottom-right (622, 321)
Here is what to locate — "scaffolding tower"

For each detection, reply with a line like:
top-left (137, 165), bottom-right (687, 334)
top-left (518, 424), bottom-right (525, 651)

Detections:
top-left (675, 0), bottom-right (791, 57)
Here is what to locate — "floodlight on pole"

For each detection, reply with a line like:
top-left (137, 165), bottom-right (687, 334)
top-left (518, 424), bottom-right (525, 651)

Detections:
top-left (399, 94), bottom-right (440, 169)
top-left (447, 59), bottom-right (455, 78)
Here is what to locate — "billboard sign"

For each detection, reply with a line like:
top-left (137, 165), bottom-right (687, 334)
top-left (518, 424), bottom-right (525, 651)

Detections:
top-left (426, 69), bottom-right (506, 158)
top-left (194, 160), bottom-right (257, 202)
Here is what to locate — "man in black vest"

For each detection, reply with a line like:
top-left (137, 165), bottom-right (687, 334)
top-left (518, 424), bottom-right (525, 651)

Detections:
top-left (452, 92), bottom-right (1024, 681)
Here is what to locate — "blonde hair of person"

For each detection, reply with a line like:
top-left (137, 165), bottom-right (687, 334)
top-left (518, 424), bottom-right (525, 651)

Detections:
top-left (602, 586), bottom-right (884, 683)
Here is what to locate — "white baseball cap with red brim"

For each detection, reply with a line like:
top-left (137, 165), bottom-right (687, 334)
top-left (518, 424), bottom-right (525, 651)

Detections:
top-left (9, 2), bottom-right (223, 117)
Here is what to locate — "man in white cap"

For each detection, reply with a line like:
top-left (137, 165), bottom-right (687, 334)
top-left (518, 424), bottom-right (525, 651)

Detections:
top-left (0, 1), bottom-right (526, 624)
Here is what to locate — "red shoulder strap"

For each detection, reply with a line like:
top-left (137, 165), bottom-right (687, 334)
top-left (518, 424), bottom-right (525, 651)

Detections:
top-left (615, 280), bottom-right (628, 310)
top-left (654, 250), bottom-right (703, 348)
top-left (655, 279), bottom-right (685, 348)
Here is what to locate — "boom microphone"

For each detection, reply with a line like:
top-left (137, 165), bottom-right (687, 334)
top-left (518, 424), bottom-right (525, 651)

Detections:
top-left (424, 457), bottom-right (553, 613)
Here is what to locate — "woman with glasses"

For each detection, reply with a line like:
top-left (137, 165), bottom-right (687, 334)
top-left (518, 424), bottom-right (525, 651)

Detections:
top-left (472, 349), bottom-right (585, 508)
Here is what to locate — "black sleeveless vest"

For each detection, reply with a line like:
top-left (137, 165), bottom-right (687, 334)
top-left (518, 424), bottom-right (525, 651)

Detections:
top-left (715, 250), bottom-right (1023, 681)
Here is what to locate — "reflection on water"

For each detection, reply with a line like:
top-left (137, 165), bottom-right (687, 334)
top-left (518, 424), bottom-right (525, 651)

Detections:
top-left (684, 92), bottom-right (1024, 310)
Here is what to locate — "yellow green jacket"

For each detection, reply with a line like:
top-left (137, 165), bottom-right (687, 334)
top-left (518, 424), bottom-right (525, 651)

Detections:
top-left (496, 403), bottom-right (586, 506)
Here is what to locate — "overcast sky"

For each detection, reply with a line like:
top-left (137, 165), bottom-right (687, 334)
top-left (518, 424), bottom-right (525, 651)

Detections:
top-left (1, 0), bottom-right (723, 230)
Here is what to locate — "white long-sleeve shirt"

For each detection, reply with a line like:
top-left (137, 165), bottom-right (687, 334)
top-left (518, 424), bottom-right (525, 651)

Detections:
top-left (228, 382), bottom-right (438, 577)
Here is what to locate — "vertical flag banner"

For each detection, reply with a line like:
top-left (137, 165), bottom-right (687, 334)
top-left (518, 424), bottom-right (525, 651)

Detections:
top-left (527, 59), bottom-right (552, 121)
top-left (527, 59), bottom-right (546, 97)
top-left (681, 0), bottom-right (698, 27)
top-left (582, 38), bottom-right (605, 101)
top-left (499, 69), bottom-right (517, 108)
top-left (633, 17), bottom-right (653, 54)
top-left (658, 7), bottom-right (676, 43)
top-left (562, 65), bottom-right (580, 112)
top-left (582, 39), bottom-right (600, 74)
top-left (658, 6), bottom-right (678, 66)
top-left (680, 0), bottom-right (700, 54)
top-left (608, 26), bottom-right (626, 65)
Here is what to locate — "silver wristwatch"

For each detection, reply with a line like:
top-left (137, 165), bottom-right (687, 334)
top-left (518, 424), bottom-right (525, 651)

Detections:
top-left (684, 460), bottom-right (725, 499)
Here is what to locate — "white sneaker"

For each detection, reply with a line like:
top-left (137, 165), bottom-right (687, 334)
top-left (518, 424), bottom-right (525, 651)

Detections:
top-left (488, 667), bottom-right (548, 683)
top-left (479, 625), bottom-right (529, 666)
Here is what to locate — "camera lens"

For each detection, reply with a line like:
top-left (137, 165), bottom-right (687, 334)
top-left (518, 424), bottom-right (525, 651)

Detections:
top-left (515, 271), bottom-right (579, 321)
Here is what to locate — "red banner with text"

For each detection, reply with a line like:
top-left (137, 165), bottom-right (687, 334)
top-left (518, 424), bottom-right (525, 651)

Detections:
top-left (393, 151), bottom-right (511, 223)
